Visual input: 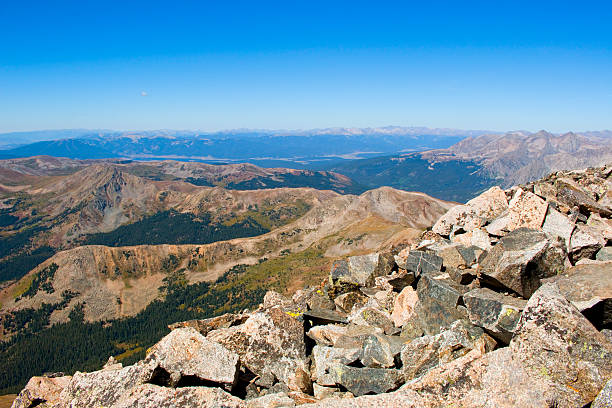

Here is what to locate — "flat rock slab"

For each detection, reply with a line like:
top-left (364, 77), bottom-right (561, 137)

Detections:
top-left (304, 309), bottom-right (348, 325)
top-left (505, 188), bottom-right (548, 231)
top-left (112, 384), bottom-right (246, 408)
top-left (146, 327), bottom-right (239, 388)
top-left (326, 363), bottom-right (403, 397)
top-left (463, 287), bottom-right (527, 344)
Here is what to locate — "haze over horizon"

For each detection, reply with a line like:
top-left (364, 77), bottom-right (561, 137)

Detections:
top-left (1, 1), bottom-right (611, 133)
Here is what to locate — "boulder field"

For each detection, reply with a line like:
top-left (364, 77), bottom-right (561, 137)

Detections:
top-left (11, 165), bottom-right (612, 408)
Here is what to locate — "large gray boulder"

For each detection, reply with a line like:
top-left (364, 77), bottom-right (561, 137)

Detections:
top-left (394, 249), bottom-right (443, 277)
top-left (145, 327), bottom-right (240, 389)
top-left (463, 287), bottom-right (527, 343)
top-left (325, 364), bottom-right (403, 397)
top-left (478, 228), bottom-right (568, 298)
top-left (413, 275), bottom-right (467, 335)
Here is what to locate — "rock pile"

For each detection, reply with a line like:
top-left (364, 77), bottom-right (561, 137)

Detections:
top-left (12, 165), bottom-right (612, 408)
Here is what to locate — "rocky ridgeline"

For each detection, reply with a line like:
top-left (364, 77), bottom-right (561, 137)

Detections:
top-left (12, 165), bottom-right (612, 408)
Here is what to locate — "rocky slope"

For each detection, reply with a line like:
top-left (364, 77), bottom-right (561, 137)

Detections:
top-left (0, 186), bottom-right (452, 328)
top-left (11, 164), bottom-right (612, 407)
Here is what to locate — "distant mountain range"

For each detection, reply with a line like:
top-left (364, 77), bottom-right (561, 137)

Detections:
top-left (0, 127), bottom-right (486, 164)
top-left (328, 130), bottom-right (612, 202)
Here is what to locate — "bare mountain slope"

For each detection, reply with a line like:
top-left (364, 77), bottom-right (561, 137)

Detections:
top-left (0, 187), bottom-right (453, 327)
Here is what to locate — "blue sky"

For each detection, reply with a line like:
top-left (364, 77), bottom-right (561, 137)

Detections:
top-left (1, 1), bottom-right (611, 133)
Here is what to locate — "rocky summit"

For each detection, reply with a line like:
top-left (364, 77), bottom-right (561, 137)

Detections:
top-left (11, 164), bottom-right (612, 408)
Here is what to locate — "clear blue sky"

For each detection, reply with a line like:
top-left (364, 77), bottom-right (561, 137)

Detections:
top-left (1, 0), bottom-right (611, 133)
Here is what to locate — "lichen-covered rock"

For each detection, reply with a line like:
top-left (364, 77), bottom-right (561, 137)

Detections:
top-left (207, 307), bottom-right (308, 390)
top-left (400, 320), bottom-right (495, 380)
top-left (596, 247), bottom-right (612, 261)
top-left (168, 313), bottom-right (249, 336)
top-left (505, 188), bottom-right (548, 231)
top-left (542, 262), bottom-right (612, 329)
top-left (511, 283), bottom-right (612, 404)
top-left (247, 392), bottom-right (295, 408)
top-left (463, 287), bottom-right (527, 343)
top-left (391, 286), bottom-right (418, 328)
top-left (311, 345), bottom-right (362, 386)
top-left (331, 254), bottom-right (393, 291)
top-left (407, 347), bottom-right (585, 408)
top-left (478, 228), bottom-right (568, 298)
top-left (112, 384), bottom-right (246, 408)
top-left (394, 249), bottom-right (442, 276)
top-left (541, 207), bottom-right (575, 246)
top-left (361, 334), bottom-right (395, 368)
top-left (348, 306), bottom-right (396, 335)
top-left (570, 224), bottom-right (605, 261)
top-left (58, 361), bottom-right (157, 408)
top-left (432, 186), bottom-right (508, 236)
top-left (326, 364), bottom-right (403, 397)
top-left (593, 378), bottom-right (612, 408)
top-left (303, 309), bottom-right (348, 326)
top-left (334, 291), bottom-right (368, 314)
top-left (306, 324), bottom-right (349, 347)
top-left (145, 327), bottom-right (239, 388)
top-left (11, 375), bottom-right (72, 408)
top-left (303, 388), bottom-right (426, 407)
top-left (413, 275), bottom-right (467, 335)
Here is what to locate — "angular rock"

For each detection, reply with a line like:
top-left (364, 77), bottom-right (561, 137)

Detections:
top-left (326, 363), bottom-right (403, 397)
top-left (59, 362), bottom-right (157, 408)
top-left (306, 324), bottom-right (348, 347)
top-left (478, 228), bottom-right (568, 298)
top-left (145, 327), bottom-right (239, 388)
top-left (348, 306), bottom-right (396, 335)
top-left (112, 384), bottom-right (246, 408)
top-left (207, 307), bottom-right (308, 390)
top-left (400, 320), bottom-right (495, 380)
top-left (593, 378), bottom-right (612, 408)
top-left (511, 283), bottom-right (612, 403)
top-left (332, 325), bottom-right (385, 349)
top-left (542, 207), bottom-right (575, 246)
top-left (361, 334), bottom-right (395, 368)
top-left (407, 346), bottom-right (585, 408)
top-left (413, 275), bottom-right (467, 335)
top-left (11, 375), bottom-right (72, 408)
top-left (312, 383), bottom-right (341, 400)
top-left (168, 313), bottom-right (249, 336)
top-left (570, 224), bottom-right (605, 261)
top-left (385, 270), bottom-right (416, 291)
top-left (542, 262), bottom-right (612, 329)
top-left (505, 188), bottom-right (548, 231)
top-left (334, 291), bottom-right (368, 314)
top-left (446, 266), bottom-right (477, 285)
top-left (303, 309), bottom-right (348, 326)
top-left (330, 254), bottom-right (393, 291)
top-left (463, 287), bottom-right (527, 343)
top-left (247, 392), bottom-right (295, 408)
top-left (311, 345), bottom-right (361, 386)
top-left (596, 247), bottom-right (612, 261)
top-left (451, 228), bottom-right (492, 250)
top-left (391, 286), bottom-right (418, 328)
top-left (394, 249), bottom-right (442, 276)
top-left (556, 181), bottom-right (612, 217)
top-left (437, 245), bottom-right (470, 269)
top-left (588, 212), bottom-right (612, 240)
top-left (432, 186), bottom-right (508, 236)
